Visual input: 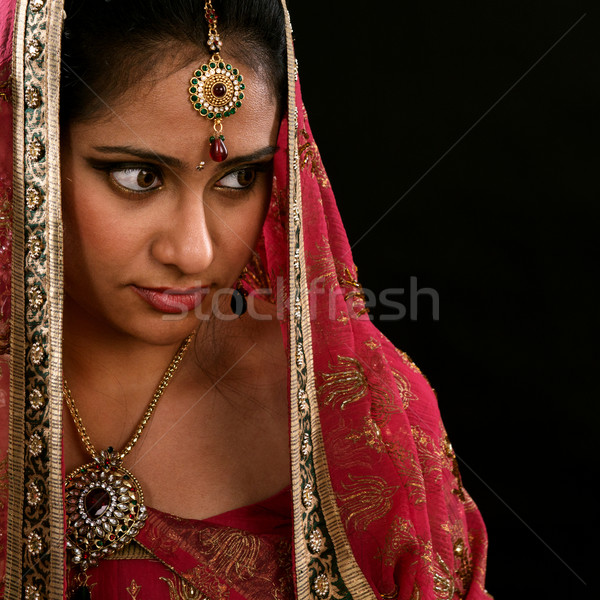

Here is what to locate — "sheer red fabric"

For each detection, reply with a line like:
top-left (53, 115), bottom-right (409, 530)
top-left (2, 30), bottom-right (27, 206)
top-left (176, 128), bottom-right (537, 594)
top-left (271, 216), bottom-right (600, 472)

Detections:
top-left (0, 0), bottom-right (492, 596)
top-left (65, 487), bottom-right (294, 599)
top-left (257, 91), bottom-right (492, 598)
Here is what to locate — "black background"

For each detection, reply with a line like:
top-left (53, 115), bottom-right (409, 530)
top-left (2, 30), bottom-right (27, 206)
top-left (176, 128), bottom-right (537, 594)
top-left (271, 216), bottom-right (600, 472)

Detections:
top-left (290, 1), bottom-right (596, 598)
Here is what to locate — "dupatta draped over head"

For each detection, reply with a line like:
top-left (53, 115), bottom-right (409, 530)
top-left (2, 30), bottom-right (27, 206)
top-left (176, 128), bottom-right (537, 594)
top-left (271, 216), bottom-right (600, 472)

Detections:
top-left (0, 1), bottom-right (492, 598)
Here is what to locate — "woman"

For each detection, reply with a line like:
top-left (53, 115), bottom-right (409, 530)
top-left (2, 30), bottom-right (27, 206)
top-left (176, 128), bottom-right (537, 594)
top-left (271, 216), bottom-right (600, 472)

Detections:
top-left (0, 1), bottom-right (492, 598)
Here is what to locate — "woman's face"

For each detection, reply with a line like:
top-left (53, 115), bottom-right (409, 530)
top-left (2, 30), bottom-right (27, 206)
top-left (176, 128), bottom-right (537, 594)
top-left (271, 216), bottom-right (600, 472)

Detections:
top-left (61, 56), bottom-right (280, 345)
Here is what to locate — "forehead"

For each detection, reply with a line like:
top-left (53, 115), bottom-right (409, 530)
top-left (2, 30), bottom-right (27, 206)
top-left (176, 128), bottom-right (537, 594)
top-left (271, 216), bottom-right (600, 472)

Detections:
top-left (66, 56), bottom-right (279, 158)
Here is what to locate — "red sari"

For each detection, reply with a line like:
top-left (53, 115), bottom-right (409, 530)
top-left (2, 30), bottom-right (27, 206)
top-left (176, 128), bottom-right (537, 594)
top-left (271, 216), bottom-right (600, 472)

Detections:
top-left (65, 487), bottom-right (294, 599)
top-left (0, 0), bottom-right (492, 598)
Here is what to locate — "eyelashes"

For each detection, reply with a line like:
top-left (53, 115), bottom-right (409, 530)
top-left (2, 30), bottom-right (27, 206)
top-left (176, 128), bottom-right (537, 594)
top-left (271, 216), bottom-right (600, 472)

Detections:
top-left (91, 161), bottom-right (272, 196)
top-left (111, 167), bottom-right (163, 192)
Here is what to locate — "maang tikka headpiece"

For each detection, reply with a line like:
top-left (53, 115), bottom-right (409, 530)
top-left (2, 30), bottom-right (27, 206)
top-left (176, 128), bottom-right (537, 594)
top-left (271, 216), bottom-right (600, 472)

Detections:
top-left (189, 0), bottom-right (246, 162)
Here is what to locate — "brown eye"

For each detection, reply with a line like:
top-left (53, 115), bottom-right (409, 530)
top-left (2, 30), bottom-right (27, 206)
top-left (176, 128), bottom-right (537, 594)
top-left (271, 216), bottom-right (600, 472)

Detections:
top-left (216, 167), bottom-right (257, 190)
top-left (137, 169), bottom-right (157, 189)
top-left (111, 167), bottom-right (162, 192)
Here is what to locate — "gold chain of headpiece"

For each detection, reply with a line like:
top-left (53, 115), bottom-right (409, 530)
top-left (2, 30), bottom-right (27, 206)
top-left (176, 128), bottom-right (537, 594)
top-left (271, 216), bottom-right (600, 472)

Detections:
top-left (63, 333), bottom-right (194, 460)
top-left (204, 0), bottom-right (222, 60)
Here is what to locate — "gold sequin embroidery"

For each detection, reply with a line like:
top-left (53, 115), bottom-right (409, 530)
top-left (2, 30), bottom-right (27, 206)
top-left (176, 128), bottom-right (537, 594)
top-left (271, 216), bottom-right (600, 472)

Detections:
top-left (337, 475), bottom-right (399, 532)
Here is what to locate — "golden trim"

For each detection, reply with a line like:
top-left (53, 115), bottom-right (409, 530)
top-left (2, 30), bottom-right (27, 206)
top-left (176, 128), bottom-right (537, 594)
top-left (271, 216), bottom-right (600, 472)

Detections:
top-left (7, 0), bottom-right (65, 597)
top-left (281, 2), bottom-right (308, 595)
top-left (6, 0), bottom-right (28, 595)
top-left (281, 1), bottom-right (377, 597)
top-left (46, 2), bottom-right (66, 595)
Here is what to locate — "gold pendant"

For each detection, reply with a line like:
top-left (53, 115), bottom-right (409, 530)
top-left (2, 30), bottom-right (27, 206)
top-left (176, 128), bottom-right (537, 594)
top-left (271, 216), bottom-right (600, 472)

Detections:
top-left (65, 448), bottom-right (147, 570)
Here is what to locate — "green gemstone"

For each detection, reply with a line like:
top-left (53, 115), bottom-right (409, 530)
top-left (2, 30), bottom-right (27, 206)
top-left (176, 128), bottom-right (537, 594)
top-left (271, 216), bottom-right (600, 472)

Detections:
top-left (201, 65), bottom-right (208, 72)
top-left (215, 112), bottom-right (222, 118)
top-left (230, 108), bottom-right (236, 114)
top-left (224, 111), bottom-right (230, 117)
top-left (194, 103), bottom-right (201, 109)
top-left (195, 70), bottom-right (201, 76)
top-left (191, 78), bottom-right (198, 84)
top-left (210, 135), bottom-right (215, 142)
top-left (200, 108), bottom-right (208, 115)
top-left (209, 62), bottom-right (216, 69)
top-left (232, 68), bottom-right (238, 75)
top-left (190, 86), bottom-right (197, 93)
top-left (237, 75), bottom-right (243, 82)
top-left (191, 95), bottom-right (198, 102)
top-left (235, 101), bottom-right (241, 108)
top-left (219, 62), bottom-right (224, 69)
top-left (240, 83), bottom-right (245, 90)
top-left (208, 112), bottom-right (214, 119)
top-left (226, 64), bottom-right (232, 71)
top-left (238, 92), bottom-right (244, 100)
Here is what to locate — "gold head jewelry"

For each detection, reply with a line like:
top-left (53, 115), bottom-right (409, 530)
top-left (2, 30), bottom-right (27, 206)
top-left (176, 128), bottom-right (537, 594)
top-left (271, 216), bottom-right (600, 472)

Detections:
top-left (189, 0), bottom-right (246, 162)
top-left (63, 333), bottom-right (194, 590)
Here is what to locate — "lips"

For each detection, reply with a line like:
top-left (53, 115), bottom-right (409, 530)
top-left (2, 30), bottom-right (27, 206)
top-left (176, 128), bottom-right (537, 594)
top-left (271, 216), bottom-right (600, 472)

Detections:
top-left (131, 285), bottom-right (208, 314)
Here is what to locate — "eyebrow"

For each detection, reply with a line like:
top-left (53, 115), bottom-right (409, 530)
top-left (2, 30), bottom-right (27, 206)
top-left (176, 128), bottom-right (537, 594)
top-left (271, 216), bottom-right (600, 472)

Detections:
top-left (92, 145), bottom-right (187, 170)
top-left (91, 144), bottom-right (279, 170)
top-left (222, 145), bottom-right (279, 168)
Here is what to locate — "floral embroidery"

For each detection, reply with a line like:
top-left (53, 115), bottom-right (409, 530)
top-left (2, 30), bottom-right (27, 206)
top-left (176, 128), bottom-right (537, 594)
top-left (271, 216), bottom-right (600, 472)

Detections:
top-left (337, 475), bottom-right (399, 532)
top-left (160, 575), bottom-right (207, 599)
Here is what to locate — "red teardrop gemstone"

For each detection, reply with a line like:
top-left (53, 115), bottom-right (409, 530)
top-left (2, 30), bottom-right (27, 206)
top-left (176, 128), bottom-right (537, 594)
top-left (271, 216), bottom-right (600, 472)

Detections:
top-left (210, 137), bottom-right (228, 162)
top-left (84, 486), bottom-right (111, 519)
top-left (212, 83), bottom-right (226, 97)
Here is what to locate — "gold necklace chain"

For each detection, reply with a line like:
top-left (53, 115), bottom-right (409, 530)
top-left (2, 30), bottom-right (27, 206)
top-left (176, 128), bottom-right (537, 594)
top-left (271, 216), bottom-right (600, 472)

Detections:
top-left (63, 333), bottom-right (194, 460)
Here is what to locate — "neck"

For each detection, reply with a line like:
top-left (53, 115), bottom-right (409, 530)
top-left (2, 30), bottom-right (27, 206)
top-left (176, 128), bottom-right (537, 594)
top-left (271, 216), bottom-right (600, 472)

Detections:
top-left (62, 297), bottom-right (197, 407)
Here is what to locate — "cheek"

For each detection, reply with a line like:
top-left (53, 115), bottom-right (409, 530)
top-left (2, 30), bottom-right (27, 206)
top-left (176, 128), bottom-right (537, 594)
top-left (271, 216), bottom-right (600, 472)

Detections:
top-left (62, 181), bottom-right (138, 281)
top-left (210, 181), bottom-right (271, 252)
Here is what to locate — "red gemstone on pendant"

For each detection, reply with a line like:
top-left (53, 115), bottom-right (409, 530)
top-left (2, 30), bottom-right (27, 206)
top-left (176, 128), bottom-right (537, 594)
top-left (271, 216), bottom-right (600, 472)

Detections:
top-left (210, 136), bottom-right (228, 162)
top-left (84, 487), bottom-right (111, 519)
top-left (212, 83), bottom-right (226, 97)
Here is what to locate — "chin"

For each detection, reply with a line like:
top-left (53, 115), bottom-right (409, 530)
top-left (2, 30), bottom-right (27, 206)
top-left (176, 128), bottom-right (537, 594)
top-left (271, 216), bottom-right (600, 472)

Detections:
top-left (123, 315), bottom-right (200, 347)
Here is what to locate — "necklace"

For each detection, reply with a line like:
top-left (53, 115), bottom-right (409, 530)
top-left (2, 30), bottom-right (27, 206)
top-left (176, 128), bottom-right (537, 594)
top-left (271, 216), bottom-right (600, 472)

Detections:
top-left (63, 333), bottom-right (194, 575)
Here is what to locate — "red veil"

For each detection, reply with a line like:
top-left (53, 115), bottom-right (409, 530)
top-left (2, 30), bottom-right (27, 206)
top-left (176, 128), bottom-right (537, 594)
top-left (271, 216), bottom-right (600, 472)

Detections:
top-left (0, 0), bottom-right (491, 598)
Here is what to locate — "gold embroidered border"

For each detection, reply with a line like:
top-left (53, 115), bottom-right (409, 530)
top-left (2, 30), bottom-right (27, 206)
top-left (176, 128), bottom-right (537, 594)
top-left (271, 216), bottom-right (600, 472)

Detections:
top-left (7, 0), bottom-right (64, 597)
top-left (281, 3), bottom-right (376, 598)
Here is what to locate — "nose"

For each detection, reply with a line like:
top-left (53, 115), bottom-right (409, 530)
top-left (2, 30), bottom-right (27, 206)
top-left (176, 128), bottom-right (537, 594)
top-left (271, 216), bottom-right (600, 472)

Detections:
top-left (151, 190), bottom-right (215, 275)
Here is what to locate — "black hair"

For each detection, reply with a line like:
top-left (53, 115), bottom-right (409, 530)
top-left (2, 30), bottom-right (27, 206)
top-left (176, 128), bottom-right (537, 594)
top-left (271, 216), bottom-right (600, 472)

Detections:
top-left (61, 0), bottom-right (287, 123)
